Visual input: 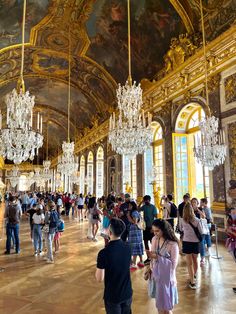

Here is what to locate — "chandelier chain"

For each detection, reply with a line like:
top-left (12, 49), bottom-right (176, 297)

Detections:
top-left (200, 0), bottom-right (210, 108)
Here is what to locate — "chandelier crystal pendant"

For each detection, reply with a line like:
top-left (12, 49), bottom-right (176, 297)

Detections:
top-left (108, 0), bottom-right (152, 159)
top-left (7, 166), bottom-right (20, 188)
top-left (57, 28), bottom-right (78, 176)
top-left (193, 0), bottom-right (226, 170)
top-left (0, 0), bottom-right (43, 164)
top-left (193, 117), bottom-right (227, 170)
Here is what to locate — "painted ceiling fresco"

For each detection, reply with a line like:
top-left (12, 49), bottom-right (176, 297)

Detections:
top-left (86, 0), bottom-right (186, 83)
top-left (187, 0), bottom-right (236, 40)
top-left (0, 0), bottom-right (51, 49)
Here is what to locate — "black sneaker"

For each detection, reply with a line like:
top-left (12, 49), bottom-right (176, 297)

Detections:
top-left (189, 282), bottom-right (197, 290)
top-left (233, 288), bottom-right (236, 294)
top-left (144, 258), bottom-right (151, 265)
top-left (4, 251), bottom-right (10, 255)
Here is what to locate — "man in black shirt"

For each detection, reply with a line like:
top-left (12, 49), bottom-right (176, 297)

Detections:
top-left (96, 218), bottom-right (132, 314)
top-left (178, 194), bottom-right (190, 218)
top-left (119, 194), bottom-right (131, 242)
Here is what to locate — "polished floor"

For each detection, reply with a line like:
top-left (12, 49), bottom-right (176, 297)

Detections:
top-left (0, 208), bottom-right (235, 314)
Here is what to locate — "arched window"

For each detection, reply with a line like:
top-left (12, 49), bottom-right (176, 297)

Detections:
top-left (79, 156), bottom-right (85, 194)
top-left (87, 151), bottom-right (94, 195)
top-left (18, 175), bottom-right (28, 192)
top-left (122, 155), bottom-right (137, 200)
top-left (96, 146), bottom-right (104, 197)
top-left (153, 122), bottom-right (164, 196)
top-left (173, 104), bottom-right (211, 205)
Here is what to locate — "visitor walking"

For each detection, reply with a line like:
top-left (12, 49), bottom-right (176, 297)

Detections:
top-left (32, 205), bottom-right (45, 256)
top-left (146, 219), bottom-right (179, 314)
top-left (140, 195), bottom-right (158, 264)
top-left (180, 202), bottom-right (203, 289)
top-left (4, 195), bottom-right (21, 254)
top-left (96, 218), bottom-right (133, 314)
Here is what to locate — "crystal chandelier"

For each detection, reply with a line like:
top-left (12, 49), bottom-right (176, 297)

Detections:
top-left (108, 0), bottom-right (152, 159)
top-left (193, 0), bottom-right (226, 170)
top-left (0, 0), bottom-right (43, 164)
top-left (42, 160), bottom-right (53, 181)
top-left (32, 167), bottom-right (45, 188)
top-left (7, 166), bottom-right (20, 188)
top-left (57, 28), bottom-right (78, 176)
top-left (58, 142), bottom-right (78, 176)
top-left (193, 117), bottom-right (226, 170)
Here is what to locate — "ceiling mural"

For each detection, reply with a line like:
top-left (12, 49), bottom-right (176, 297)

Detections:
top-left (0, 0), bottom-right (52, 49)
top-left (0, 0), bottom-right (235, 165)
top-left (187, 0), bottom-right (236, 40)
top-left (86, 0), bottom-right (186, 83)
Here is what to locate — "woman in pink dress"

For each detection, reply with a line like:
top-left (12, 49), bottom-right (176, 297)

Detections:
top-left (147, 219), bottom-right (179, 314)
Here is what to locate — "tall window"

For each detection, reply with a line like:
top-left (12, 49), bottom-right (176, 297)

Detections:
top-left (79, 155), bottom-right (85, 194)
top-left (122, 155), bottom-right (137, 199)
top-left (96, 146), bottom-right (104, 198)
top-left (144, 146), bottom-right (154, 199)
top-left (87, 151), bottom-right (94, 194)
top-left (174, 105), bottom-right (211, 205)
top-left (153, 123), bottom-right (164, 195)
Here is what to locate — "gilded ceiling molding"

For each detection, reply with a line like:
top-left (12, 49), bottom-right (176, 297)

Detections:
top-left (142, 24), bottom-right (236, 111)
top-left (50, 23), bottom-right (236, 164)
top-left (169, 0), bottom-right (195, 33)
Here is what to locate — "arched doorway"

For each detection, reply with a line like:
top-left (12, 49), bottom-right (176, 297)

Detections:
top-left (144, 121), bottom-right (164, 198)
top-left (87, 151), bottom-right (94, 195)
top-left (173, 103), bottom-right (211, 205)
top-left (79, 155), bottom-right (85, 195)
top-left (96, 146), bottom-right (104, 197)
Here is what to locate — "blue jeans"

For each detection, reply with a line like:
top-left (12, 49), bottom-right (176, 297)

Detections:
top-left (200, 234), bottom-right (212, 257)
top-left (33, 224), bottom-right (43, 252)
top-left (6, 223), bottom-right (20, 253)
top-left (105, 298), bottom-right (132, 314)
top-left (22, 204), bottom-right (27, 213)
top-left (46, 232), bottom-right (55, 261)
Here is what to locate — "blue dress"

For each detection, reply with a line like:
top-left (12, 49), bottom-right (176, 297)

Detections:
top-left (128, 211), bottom-right (144, 256)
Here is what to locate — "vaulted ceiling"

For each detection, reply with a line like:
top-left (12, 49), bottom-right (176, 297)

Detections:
top-left (0, 0), bottom-right (235, 162)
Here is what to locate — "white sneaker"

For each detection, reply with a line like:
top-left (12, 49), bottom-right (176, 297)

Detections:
top-left (46, 259), bottom-right (54, 264)
top-left (39, 251), bottom-right (44, 256)
top-left (93, 237), bottom-right (98, 242)
top-left (34, 252), bottom-right (38, 257)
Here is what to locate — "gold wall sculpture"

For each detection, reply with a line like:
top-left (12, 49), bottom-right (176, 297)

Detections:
top-left (225, 73), bottom-right (236, 104)
top-left (228, 122), bottom-right (236, 181)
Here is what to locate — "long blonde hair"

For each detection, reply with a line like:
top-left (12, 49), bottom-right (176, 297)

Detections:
top-left (183, 202), bottom-right (195, 223)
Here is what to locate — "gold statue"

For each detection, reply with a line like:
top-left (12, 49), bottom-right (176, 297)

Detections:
top-left (164, 33), bottom-right (198, 73)
top-left (152, 182), bottom-right (162, 218)
top-left (125, 182), bottom-right (132, 195)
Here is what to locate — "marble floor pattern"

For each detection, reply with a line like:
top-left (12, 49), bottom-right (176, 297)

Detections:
top-left (0, 210), bottom-right (235, 314)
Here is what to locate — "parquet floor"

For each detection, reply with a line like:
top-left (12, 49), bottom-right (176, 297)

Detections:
top-left (0, 208), bottom-right (235, 314)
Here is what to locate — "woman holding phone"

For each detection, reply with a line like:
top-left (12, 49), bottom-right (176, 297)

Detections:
top-left (146, 219), bottom-right (179, 314)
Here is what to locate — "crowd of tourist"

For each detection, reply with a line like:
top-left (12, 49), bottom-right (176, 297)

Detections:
top-left (2, 190), bottom-right (236, 313)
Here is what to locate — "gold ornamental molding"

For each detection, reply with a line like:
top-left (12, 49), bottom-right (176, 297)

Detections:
top-left (170, 0), bottom-right (194, 33)
top-left (55, 23), bottom-right (236, 162)
top-left (4, 163), bottom-right (43, 172)
top-left (142, 24), bottom-right (236, 111)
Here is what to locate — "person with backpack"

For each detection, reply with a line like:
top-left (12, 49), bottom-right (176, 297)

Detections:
top-left (4, 195), bottom-right (22, 254)
top-left (161, 194), bottom-right (177, 229)
top-left (44, 201), bottom-right (59, 263)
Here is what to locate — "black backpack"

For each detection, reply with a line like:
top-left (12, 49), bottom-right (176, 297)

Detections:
top-left (169, 202), bottom-right (177, 218)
